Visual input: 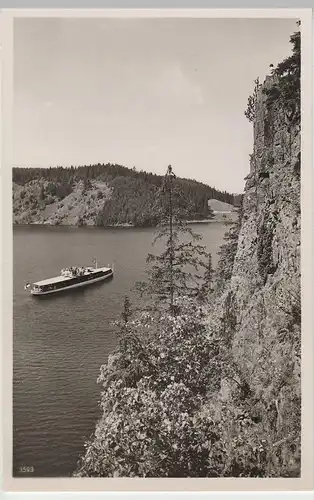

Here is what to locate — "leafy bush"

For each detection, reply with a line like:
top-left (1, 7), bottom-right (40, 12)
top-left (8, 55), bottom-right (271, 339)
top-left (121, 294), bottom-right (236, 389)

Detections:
top-left (75, 298), bottom-right (223, 477)
top-left (263, 27), bottom-right (300, 117)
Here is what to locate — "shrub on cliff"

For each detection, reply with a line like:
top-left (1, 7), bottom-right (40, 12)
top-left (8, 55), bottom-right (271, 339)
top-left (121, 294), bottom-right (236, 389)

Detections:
top-left (74, 298), bottom-right (223, 477)
top-left (214, 354), bottom-right (301, 478)
top-left (263, 25), bottom-right (300, 114)
top-left (245, 24), bottom-right (300, 123)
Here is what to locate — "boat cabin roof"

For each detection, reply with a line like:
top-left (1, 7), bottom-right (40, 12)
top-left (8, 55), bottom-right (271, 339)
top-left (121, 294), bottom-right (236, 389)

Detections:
top-left (33, 266), bottom-right (111, 286)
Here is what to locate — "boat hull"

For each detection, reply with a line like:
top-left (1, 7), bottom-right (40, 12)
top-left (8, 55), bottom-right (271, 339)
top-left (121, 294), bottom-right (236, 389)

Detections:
top-left (30, 271), bottom-right (113, 296)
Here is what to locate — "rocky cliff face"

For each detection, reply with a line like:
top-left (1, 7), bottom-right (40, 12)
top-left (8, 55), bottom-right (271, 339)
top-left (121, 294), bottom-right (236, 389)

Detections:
top-left (210, 74), bottom-right (301, 476)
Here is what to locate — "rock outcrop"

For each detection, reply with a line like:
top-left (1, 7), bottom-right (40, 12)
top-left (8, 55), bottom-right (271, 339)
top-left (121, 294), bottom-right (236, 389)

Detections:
top-left (209, 72), bottom-right (301, 476)
top-left (13, 179), bottom-right (112, 226)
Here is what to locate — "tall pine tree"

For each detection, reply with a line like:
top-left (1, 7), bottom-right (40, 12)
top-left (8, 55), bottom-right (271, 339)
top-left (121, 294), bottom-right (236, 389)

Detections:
top-left (137, 165), bottom-right (212, 314)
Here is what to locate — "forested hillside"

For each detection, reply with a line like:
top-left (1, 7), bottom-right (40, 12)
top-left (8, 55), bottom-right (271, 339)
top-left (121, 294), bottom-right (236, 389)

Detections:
top-left (12, 163), bottom-right (235, 227)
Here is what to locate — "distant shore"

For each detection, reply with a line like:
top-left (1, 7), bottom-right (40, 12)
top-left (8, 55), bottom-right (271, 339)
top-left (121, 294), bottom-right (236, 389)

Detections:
top-left (13, 218), bottom-right (234, 229)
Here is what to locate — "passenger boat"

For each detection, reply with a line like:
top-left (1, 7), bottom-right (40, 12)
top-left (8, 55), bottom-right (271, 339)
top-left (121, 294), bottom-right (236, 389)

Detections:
top-left (24, 260), bottom-right (113, 296)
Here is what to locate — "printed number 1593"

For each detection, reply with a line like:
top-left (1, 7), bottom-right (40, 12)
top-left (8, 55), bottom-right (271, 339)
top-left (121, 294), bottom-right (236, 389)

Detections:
top-left (19, 465), bottom-right (35, 473)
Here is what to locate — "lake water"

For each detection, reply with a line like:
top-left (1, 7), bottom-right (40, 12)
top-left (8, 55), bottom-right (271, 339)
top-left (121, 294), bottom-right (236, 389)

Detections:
top-left (13, 223), bottom-right (228, 477)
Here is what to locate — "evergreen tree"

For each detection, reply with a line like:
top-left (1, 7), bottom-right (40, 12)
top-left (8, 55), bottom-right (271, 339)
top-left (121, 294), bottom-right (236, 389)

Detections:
top-left (263, 23), bottom-right (300, 114)
top-left (137, 165), bottom-right (212, 314)
top-left (244, 77), bottom-right (261, 123)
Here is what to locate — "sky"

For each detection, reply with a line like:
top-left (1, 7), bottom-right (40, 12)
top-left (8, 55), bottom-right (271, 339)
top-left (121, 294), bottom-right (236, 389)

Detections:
top-left (13, 17), bottom-right (298, 193)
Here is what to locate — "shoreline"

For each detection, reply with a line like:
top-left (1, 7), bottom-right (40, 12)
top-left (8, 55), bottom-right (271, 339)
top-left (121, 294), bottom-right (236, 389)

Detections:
top-left (13, 218), bottom-right (234, 229)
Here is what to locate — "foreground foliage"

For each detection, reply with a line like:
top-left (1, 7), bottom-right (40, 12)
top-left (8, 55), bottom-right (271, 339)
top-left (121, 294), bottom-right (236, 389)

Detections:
top-left (75, 292), bottom-right (300, 478)
top-left (75, 299), bottom-right (225, 477)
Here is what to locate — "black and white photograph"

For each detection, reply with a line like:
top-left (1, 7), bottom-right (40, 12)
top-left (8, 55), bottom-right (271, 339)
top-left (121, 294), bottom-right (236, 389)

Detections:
top-left (2, 8), bottom-right (313, 490)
